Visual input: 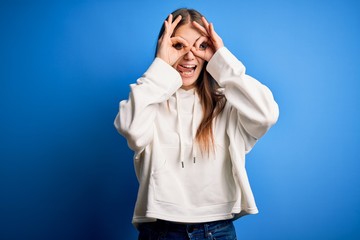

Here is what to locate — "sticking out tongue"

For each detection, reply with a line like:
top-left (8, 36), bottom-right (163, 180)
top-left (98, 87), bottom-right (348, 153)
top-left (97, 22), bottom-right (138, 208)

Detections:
top-left (177, 64), bottom-right (196, 77)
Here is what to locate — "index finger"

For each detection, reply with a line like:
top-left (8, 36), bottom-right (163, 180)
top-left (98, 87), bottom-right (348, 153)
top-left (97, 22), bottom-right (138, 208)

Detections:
top-left (201, 16), bottom-right (211, 30)
top-left (171, 36), bottom-right (190, 46)
top-left (194, 36), bottom-right (211, 50)
top-left (168, 15), bottom-right (182, 36)
top-left (192, 21), bottom-right (209, 37)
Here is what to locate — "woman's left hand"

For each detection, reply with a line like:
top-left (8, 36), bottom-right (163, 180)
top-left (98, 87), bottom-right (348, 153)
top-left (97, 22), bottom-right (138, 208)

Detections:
top-left (191, 17), bottom-right (224, 62)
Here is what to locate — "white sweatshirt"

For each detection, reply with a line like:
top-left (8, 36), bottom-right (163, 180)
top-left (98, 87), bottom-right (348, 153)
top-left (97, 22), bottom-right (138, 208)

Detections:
top-left (114, 47), bottom-right (279, 227)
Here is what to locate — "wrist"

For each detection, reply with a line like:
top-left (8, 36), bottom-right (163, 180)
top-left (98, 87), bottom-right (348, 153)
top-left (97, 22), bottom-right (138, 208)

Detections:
top-left (156, 54), bottom-right (170, 65)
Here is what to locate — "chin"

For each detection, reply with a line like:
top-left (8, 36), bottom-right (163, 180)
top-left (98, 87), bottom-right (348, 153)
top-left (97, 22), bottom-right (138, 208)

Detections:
top-left (181, 77), bottom-right (197, 88)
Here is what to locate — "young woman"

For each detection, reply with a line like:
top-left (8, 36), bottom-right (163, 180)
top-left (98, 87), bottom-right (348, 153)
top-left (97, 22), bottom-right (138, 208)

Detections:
top-left (114, 8), bottom-right (279, 240)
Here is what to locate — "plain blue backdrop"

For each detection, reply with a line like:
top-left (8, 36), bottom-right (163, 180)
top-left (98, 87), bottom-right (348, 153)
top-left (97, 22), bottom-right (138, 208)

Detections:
top-left (1, 0), bottom-right (359, 239)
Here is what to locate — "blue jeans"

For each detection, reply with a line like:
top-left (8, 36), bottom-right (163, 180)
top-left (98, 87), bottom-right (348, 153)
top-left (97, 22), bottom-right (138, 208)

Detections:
top-left (138, 219), bottom-right (237, 240)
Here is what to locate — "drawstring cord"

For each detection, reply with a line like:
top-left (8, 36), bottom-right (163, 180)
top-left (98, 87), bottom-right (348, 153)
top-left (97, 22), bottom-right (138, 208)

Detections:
top-left (175, 91), bottom-right (185, 168)
top-left (192, 91), bottom-right (197, 164)
top-left (175, 90), bottom-right (197, 168)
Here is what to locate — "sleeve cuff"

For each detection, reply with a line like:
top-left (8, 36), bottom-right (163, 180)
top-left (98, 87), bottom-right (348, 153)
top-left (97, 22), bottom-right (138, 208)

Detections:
top-left (142, 57), bottom-right (183, 95)
top-left (206, 47), bottom-right (246, 84)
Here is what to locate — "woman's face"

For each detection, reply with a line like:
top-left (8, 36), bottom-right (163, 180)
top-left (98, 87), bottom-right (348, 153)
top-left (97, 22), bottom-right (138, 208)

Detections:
top-left (172, 22), bottom-right (205, 90)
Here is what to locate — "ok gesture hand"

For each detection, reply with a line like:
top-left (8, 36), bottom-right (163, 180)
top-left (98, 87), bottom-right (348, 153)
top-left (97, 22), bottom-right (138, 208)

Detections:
top-left (191, 17), bottom-right (224, 62)
top-left (156, 14), bottom-right (191, 66)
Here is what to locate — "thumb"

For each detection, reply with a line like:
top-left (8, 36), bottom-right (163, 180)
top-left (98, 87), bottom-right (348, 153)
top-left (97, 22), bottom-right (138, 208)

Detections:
top-left (191, 46), bottom-right (208, 61)
top-left (191, 46), bottom-right (202, 57)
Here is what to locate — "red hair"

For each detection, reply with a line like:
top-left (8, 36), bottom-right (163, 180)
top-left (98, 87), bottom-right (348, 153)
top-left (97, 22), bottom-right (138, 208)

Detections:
top-left (157, 8), bottom-right (227, 154)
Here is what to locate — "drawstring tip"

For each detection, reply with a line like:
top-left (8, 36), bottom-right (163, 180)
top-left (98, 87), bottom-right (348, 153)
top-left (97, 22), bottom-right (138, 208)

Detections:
top-left (181, 162), bottom-right (184, 168)
top-left (193, 157), bottom-right (196, 163)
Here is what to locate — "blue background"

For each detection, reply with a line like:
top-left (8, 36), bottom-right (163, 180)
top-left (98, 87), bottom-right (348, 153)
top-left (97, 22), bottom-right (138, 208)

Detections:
top-left (1, 0), bottom-right (359, 239)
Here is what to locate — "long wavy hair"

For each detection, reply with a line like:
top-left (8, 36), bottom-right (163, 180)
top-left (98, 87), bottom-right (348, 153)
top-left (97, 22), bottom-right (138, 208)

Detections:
top-left (156, 8), bottom-right (227, 154)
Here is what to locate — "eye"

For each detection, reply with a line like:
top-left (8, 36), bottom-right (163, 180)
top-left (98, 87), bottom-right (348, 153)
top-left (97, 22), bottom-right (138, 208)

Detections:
top-left (199, 42), bottom-right (208, 50)
top-left (173, 43), bottom-right (184, 50)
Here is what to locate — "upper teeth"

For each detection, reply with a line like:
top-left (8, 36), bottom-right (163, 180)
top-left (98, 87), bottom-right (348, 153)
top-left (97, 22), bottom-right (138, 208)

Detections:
top-left (182, 65), bottom-right (195, 68)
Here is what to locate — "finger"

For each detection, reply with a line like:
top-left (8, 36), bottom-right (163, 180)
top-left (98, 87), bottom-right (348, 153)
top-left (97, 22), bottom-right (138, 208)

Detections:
top-left (171, 36), bottom-right (189, 46)
top-left (209, 23), bottom-right (219, 41)
top-left (179, 45), bottom-right (192, 56)
top-left (192, 21), bottom-right (209, 36)
top-left (191, 46), bottom-right (207, 61)
top-left (167, 14), bottom-right (173, 25)
top-left (165, 13), bottom-right (173, 35)
top-left (163, 18), bottom-right (170, 36)
top-left (201, 16), bottom-right (211, 32)
top-left (168, 15), bottom-right (182, 36)
top-left (170, 36), bottom-right (190, 52)
top-left (209, 23), bottom-right (224, 49)
top-left (191, 46), bottom-right (202, 56)
top-left (194, 36), bottom-right (211, 50)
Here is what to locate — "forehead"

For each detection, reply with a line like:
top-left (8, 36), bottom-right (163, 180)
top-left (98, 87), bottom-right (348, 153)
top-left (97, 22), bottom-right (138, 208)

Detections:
top-left (174, 23), bottom-right (203, 44)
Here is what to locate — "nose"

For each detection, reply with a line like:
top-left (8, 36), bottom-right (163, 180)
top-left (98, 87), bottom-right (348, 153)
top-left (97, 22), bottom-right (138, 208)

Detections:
top-left (184, 50), bottom-right (195, 60)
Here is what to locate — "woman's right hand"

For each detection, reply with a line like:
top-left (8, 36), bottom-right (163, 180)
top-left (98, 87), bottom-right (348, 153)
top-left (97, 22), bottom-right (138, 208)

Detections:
top-left (156, 14), bottom-right (190, 66)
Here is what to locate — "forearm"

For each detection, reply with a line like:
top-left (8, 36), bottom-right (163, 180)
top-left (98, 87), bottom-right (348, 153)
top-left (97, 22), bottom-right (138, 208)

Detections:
top-left (114, 58), bottom-right (182, 151)
top-left (207, 47), bottom-right (279, 138)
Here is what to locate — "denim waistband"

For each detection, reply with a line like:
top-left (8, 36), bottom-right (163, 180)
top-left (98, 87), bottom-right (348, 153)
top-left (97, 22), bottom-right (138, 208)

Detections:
top-left (149, 218), bottom-right (233, 233)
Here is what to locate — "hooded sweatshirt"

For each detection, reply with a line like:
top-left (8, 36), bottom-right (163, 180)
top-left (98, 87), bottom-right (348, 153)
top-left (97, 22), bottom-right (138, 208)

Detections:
top-left (114, 47), bottom-right (279, 227)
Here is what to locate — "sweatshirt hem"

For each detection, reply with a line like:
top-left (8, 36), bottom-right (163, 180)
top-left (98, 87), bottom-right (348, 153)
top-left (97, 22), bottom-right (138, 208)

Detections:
top-left (132, 206), bottom-right (259, 225)
top-left (145, 211), bottom-right (235, 223)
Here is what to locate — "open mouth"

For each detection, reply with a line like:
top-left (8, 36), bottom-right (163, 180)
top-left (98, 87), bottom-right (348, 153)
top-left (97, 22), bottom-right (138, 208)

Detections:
top-left (177, 64), bottom-right (197, 77)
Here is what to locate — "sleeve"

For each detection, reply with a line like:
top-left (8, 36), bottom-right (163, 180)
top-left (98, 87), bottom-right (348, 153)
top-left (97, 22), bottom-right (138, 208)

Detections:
top-left (206, 47), bottom-right (279, 149)
top-left (114, 57), bottom-right (182, 152)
